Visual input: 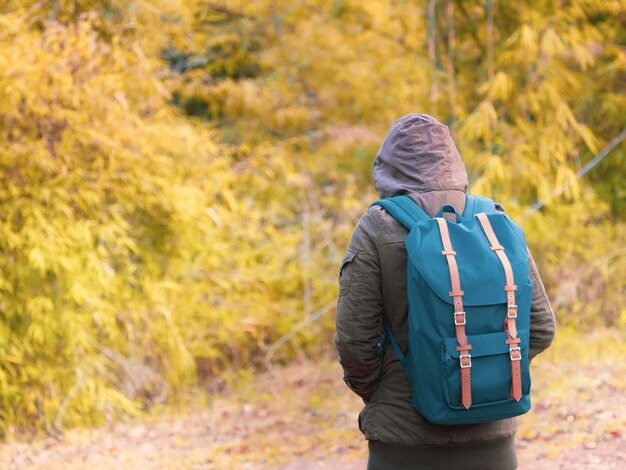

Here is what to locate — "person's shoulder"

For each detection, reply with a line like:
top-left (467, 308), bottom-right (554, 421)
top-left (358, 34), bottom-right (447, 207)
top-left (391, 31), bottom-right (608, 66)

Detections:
top-left (361, 203), bottom-right (407, 245)
top-left (354, 205), bottom-right (383, 236)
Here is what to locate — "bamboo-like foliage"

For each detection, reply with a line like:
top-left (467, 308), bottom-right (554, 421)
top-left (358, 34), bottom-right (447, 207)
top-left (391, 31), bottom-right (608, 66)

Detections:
top-left (0, 2), bottom-right (326, 434)
top-left (447, 0), bottom-right (457, 119)
top-left (428, 0), bottom-right (438, 113)
top-left (0, 0), bottom-right (624, 434)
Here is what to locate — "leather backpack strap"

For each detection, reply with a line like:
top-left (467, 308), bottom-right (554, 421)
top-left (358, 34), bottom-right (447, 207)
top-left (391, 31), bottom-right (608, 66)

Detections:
top-left (475, 213), bottom-right (523, 401)
top-left (435, 217), bottom-right (472, 409)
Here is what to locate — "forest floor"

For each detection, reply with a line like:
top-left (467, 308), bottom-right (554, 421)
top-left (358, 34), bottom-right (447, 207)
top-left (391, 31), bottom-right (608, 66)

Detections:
top-left (1, 328), bottom-right (625, 470)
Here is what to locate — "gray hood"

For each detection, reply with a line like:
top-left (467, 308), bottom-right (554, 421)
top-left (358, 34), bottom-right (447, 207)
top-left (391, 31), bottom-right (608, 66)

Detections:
top-left (373, 114), bottom-right (469, 217)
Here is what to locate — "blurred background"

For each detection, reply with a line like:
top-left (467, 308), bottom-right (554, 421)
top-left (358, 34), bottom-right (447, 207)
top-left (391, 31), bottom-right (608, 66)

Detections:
top-left (0, 0), bottom-right (624, 468)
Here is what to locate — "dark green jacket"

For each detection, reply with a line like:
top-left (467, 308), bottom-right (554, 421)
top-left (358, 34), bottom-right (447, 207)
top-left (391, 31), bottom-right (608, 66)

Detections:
top-left (335, 114), bottom-right (556, 445)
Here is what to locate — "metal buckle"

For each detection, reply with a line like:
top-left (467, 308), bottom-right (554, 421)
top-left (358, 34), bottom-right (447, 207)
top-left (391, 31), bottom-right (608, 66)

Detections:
top-left (460, 354), bottom-right (472, 368)
top-left (507, 305), bottom-right (518, 319)
top-left (509, 347), bottom-right (522, 361)
top-left (454, 311), bottom-right (466, 326)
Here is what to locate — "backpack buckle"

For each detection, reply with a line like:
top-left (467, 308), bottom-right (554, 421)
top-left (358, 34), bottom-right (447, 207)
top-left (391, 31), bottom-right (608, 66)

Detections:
top-left (507, 305), bottom-right (518, 318)
top-left (454, 311), bottom-right (466, 326)
top-left (509, 347), bottom-right (522, 361)
top-left (459, 354), bottom-right (472, 368)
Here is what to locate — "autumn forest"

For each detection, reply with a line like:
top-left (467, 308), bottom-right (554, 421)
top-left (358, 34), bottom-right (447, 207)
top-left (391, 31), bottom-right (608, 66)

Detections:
top-left (0, 1), bottom-right (624, 467)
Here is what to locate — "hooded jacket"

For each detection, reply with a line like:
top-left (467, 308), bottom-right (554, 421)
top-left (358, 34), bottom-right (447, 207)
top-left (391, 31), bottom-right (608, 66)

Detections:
top-left (335, 114), bottom-right (556, 444)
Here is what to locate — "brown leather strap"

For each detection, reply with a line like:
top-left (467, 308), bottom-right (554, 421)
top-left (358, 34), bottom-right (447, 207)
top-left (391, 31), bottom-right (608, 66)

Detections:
top-left (476, 213), bottom-right (523, 401)
top-left (435, 218), bottom-right (472, 409)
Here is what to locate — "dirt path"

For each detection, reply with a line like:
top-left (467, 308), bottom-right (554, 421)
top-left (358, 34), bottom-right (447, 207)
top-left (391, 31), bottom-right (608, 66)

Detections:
top-left (1, 331), bottom-right (624, 469)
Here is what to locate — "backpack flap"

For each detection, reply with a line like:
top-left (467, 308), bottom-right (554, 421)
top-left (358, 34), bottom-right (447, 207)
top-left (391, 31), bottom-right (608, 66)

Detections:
top-left (406, 213), bottom-right (532, 307)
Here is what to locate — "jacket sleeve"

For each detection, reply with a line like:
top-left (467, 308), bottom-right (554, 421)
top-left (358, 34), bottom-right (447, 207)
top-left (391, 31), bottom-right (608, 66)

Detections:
top-left (335, 209), bottom-right (384, 401)
top-left (527, 248), bottom-right (556, 360)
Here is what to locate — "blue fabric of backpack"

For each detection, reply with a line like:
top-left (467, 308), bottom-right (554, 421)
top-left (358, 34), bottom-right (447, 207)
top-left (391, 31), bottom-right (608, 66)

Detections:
top-left (370, 194), bottom-right (532, 425)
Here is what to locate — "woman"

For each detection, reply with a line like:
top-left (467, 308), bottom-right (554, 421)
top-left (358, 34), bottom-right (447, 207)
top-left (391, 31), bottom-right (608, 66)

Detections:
top-left (335, 114), bottom-right (556, 469)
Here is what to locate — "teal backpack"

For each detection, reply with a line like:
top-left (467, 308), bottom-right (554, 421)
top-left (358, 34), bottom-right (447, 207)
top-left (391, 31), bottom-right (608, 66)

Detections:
top-left (370, 194), bottom-right (532, 425)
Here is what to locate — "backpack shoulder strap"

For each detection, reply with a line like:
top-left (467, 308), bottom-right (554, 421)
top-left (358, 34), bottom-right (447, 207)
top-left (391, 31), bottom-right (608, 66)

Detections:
top-left (382, 319), bottom-right (409, 369)
top-left (465, 194), bottom-right (497, 218)
top-left (370, 195), bottom-right (430, 230)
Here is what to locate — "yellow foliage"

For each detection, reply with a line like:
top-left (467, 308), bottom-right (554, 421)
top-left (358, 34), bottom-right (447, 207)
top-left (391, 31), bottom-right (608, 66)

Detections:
top-left (0, 0), bottom-right (624, 436)
top-left (0, 3), bottom-right (328, 434)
